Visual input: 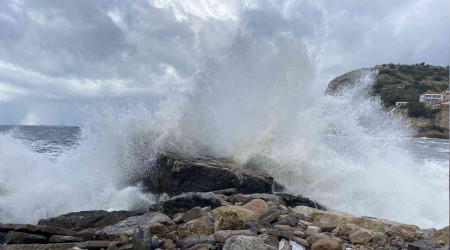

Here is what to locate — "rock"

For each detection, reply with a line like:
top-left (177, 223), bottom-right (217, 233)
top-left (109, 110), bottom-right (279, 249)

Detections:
top-left (259, 234), bottom-right (279, 248)
top-left (259, 208), bottom-right (280, 224)
top-left (242, 199), bottom-right (268, 218)
top-left (243, 219), bottom-right (269, 233)
top-left (392, 236), bottom-right (406, 249)
top-left (267, 228), bottom-right (294, 240)
top-left (293, 231), bottom-right (305, 238)
top-left (292, 206), bottom-right (319, 218)
top-left (0, 232), bottom-right (6, 244)
top-left (183, 207), bottom-right (207, 223)
top-left (275, 215), bottom-right (299, 227)
top-left (279, 238), bottom-right (292, 250)
top-left (48, 235), bottom-right (83, 243)
top-left (145, 154), bottom-right (274, 196)
top-left (292, 237), bottom-right (310, 248)
top-left (276, 193), bottom-right (326, 210)
top-left (173, 213), bottom-right (184, 224)
top-left (430, 226), bottom-right (449, 244)
top-left (233, 194), bottom-right (285, 205)
top-left (182, 235), bottom-right (216, 249)
top-left (211, 206), bottom-right (256, 221)
top-left (214, 230), bottom-right (256, 243)
top-left (177, 216), bottom-right (215, 239)
top-left (213, 188), bottom-right (238, 196)
top-left (372, 231), bottom-right (387, 247)
top-left (155, 192), bottom-right (230, 217)
top-left (326, 68), bottom-right (374, 95)
top-left (0, 224), bottom-right (75, 237)
top-left (305, 226), bottom-right (321, 235)
top-left (76, 240), bottom-right (120, 249)
top-left (348, 228), bottom-right (374, 244)
top-left (310, 233), bottom-right (343, 250)
top-left (95, 212), bottom-right (176, 241)
top-left (5, 231), bottom-right (47, 244)
top-left (74, 228), bottom-right (96, 241)
top-left (297, 220), bottom-right (312, 231)
top-left (37, 210), bottom-right (139, 232)
top-left (273, 225), bottom-right (294, 231)
top-left (186, 243), bottom-right (216, 250)
top-left (408, 238), bottom-right (443, 250)
top-left (215, 210), bottom-right (244, 231)
top-left (223, 235), bottom-right (277, 250)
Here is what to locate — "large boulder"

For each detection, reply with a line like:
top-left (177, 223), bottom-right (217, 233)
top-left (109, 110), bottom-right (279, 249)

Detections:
top-left (152, 192), bottom-right (230, 217)
top-left (211, 206), bottom-right (256, 222)
top-left (94, 212), bottom-right (176, 241)
top-left (242, 199), bottom-right (268, 218)
top-left (177, 216), bottom-right (214, 239)
top-left (310, 233), bottom-right (343, 250)
top-left (0, 224), bottom-right (75, 237)
top-left (430, 226), bottom-right (449, 245)
top-left (5, 232), bottom-right (47, 244)
top-left (145, 154), bottom-right (274, 196)
top-left (223, 235), bottom-right (277, 250)
top-left (37, 210), bottom-right (140, 231)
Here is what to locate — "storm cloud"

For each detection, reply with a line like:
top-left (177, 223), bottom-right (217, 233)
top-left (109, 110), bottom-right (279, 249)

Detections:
top-left (0, 0), bottom-right (448, 125)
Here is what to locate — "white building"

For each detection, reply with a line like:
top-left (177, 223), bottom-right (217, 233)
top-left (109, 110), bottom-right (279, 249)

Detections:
top-left (419, 91), bottom-right (443, 104)
top-left (395, 101), bottom-right (408, 106)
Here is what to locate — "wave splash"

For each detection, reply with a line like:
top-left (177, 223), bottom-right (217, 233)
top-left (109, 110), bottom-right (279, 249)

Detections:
top-left (0, 33), bottom-right (448, 227)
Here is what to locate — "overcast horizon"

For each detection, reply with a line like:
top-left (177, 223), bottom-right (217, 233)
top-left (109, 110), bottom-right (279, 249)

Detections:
top-left (0, 0), bottom-right (448, 125)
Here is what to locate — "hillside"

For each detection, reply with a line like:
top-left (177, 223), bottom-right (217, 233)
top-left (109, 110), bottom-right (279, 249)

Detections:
top-left (327, 63), bottom-right (449, 139)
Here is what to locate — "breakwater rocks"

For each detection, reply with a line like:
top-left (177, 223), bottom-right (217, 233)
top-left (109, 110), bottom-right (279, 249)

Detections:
top-left (1, 154), bottom-right (448, 250)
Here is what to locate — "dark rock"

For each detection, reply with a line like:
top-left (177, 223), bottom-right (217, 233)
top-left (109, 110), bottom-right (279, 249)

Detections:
top-left (213, 188), bottom-right (237, 196)
top-left (37, 210), bottom-right (140, 232)
top-left (274, 215), bottom-right (299, 227)
top-left (408, 239), bottom-right (442, 250)
top-left (325, 68), bottom-right (374, 95)
top-left (76, 240), bottom-right (120, 249)
top-left (48, 235), bottom-right (83, 243)
top-left (276, 193), bottom-right (326, 210)
top-left (223, 235), bottom-right (277, 250)
top-left (0, 223), bottom-right (75, 236)
top-left (213, 230), bottom-right (256, 243)
top-left (74, 228), bottom-right (96, 241)
top-left (5, 231), bottom-right (47, 244)
top-left (182, 207), bottom-right (207, 223)
top-left (0, 243), bottom-right (78, 249)
top-left (187, 243), bottom-right (216, 250)
top-left (182, 235), bottom-right (216, 249)
top-left (0, 232), bottom-right (6, 244)
top-left (267, 228), bottom-right (295, 240)
top-left (259, 210), bottom-right (280, 224)
top-left (259, 234), bottom-right (279, 248)
top-left (145, 154), bottom-right (274, 196)
top-left (243, 219), bottom-right (269, 233)
top-left (155, 192), bottom-right (230, 217)
top-left (233, 194), bottom-right (285, 205)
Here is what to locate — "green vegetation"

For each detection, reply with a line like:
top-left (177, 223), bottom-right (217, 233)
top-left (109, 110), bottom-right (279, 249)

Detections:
top-left (403, 102), bottom-right (439, 119)
top-left (373, 63), bottom-right (449, 107)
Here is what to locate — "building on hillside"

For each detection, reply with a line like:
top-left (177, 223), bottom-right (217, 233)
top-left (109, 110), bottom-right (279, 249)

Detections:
top-left (443, 90), bottom-right (450, 102)
top-left (434, 101), bottom-right (449, 110)
top-left (419, 91), bottom-right (443, 105)
top-left (395, 101), bottom-right (408, 106)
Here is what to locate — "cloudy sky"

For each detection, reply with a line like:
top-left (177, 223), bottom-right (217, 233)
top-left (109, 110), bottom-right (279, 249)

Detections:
top-left (0, 0), bottom-right (448, 125)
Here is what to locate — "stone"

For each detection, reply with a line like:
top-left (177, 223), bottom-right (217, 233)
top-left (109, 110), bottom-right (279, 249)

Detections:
top-left (273, 225), bottom-right (294, 231)
top-left (37, 210), bottom-right (139, 232)
top-left (214, 230), bottom-right (256, 243)
top-left (155, 192), bottom-right (230, 217)
top-left (297, 220), bottom-right (311, 231)
top-left (183, 207), bottom-right (207, 223)
top-left (233, 194), bottom-right (285, 205)
top-left (0, 223), bottom-right (75, 236)
top-left (177, 216), bottom-right (215, 239)
top-left (259, 234), bottom-right (279, 248)
top-left (215, 210), bottom-right (244, 231)
top-left (407, 238), bottom-right (442, 250)
top-left (372, 232), bottom-right (387, 247)
top-left (76, 240), bottom-right (120, 249)
top-left (293, 231), bottom-right (305, 238)
top-left (48, 235), bottom-right (83, 243)
top-left (5, 231), bottom-right (47, 244)
top-left (278, 238), bottom-right (292, 250)
top-left (187, 243), bottom-right (216, 250)
top-left (292, 237), bottom-right (310, 248)
top-left (430, 226), bottom-right (449, 244)
top-left (0, 232), bottom-right (6, 244)
top-left (259, 209), bottom-right (280, 224)
top-left (222, 235), bottom-right (277, 250)
top-left (145, 154), bottom-right (274, 196)
top-left (292, 206), bottom-right (320, 218)
top-left (275, 215), bottom-right (299, 227)
top-left (182, 235), bottom-right (216, 249)
top-left (211, 206), bottom-right (256, 221)
top-left (242, 199), bottom-right (268, 218)
top-left (213, 188), bottom-right (237, 196)
top-left (391, 236), bottom-right (406, 249)
top-left (276, 193), bottom-right (326, 210)
top-left (310, 233), bottom-right (343, 250)
top-left (95, 212), bottom-right (176, 241)
top-left (173, 213), bottom-right (184, 224)
top-left (348, 228), bottom-right (374, 244)
top-left (267, 228), bottom-right (295, 240)
top-left (243, 219), bottom-right (270, 233)
top-left (305, 226), bottom-right (321, 235)
top-left (74, 228), bottom-right (96, 241)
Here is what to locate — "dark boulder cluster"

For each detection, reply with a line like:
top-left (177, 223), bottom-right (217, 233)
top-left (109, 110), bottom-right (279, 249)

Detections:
top-left (0, 154), bottom-right (448, 250)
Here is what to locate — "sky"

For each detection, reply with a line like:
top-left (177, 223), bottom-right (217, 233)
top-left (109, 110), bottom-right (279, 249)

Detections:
top-left (0, 0), bottom-right (448, 125)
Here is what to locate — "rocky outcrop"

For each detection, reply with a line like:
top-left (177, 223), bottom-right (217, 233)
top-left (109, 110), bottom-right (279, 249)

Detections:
top-left (145, 154), bottom-right (275, 196)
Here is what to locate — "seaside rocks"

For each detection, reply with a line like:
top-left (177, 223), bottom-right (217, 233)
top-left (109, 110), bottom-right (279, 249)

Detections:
top-left (37, 210), bottom-right (140, 232)
top-left (5, 232), bottom-right (46, 244)
top-left (348, 228), bottom-right (374, 244)
top-left (177, 216), bottom-right (214, 239)
top-left (223, 235), bottom-right (277, 250)
top-left (0, 223), bottom-right (75, 237)
top-left (146, 154), bottom-right (274, 196)
top-left (310, 233), bottom-right (343, 250)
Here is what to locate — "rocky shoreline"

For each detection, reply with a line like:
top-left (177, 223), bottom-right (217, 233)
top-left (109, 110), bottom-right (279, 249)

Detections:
top-left (1, 154), bottom-right (448, 250)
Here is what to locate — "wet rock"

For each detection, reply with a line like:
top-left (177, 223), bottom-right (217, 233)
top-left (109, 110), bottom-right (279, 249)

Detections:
top-left (177, 216), bottom-right (215, 239)
top-left (223, 235), bottom-right (277, 250)
top-left (37, 210), bottom-right (139, 232)
top-left (233, 194), bottom-right (285, 205)
top-left (48, 235), bottom-right (83, 243)
top-left (242, 199), bottom-right (268, 218)
top-left (211, 206), bottom-right (256, 222)
top-left (372, 231), bottom-right (387, 247)
top-left (213, 188), bottom-right (237, 196)
top-left (182, 235), bottom-right (216, 249)
top-left (214, 230), bottom-right (256, 243)
top-left (95, 212), bottom-right (175, 241)
top-left (348, 228), bottom-right (374, 244)
top-left (0, 224), bottom-right (75, 237)
top-left (310, 233), bottom-right (343, 250)
top-left (243, 219), bottom-right (269, 233)
top-left (408, 238), bottom-right (442, 250)
top-left (182, 207), bottom-right (207, 223)
top-left (276, 193), bottom-right (326, 210)
top-left (215, 211), bottom-right (244, 231)
top-left (155, 192), bottom-right (230, 217)
top-left (5, 231), bottom-right (47, 244)
top-left (0, 232), bottom-right (6, 244)
top-left (74, 228), bottom-right (96, 241)
top-left (292, 206), bottom-right (319, 218)
top-left (146, 154), bottom-right (274, 196)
